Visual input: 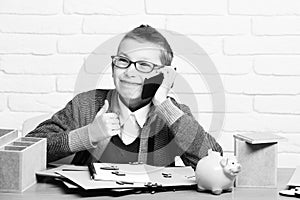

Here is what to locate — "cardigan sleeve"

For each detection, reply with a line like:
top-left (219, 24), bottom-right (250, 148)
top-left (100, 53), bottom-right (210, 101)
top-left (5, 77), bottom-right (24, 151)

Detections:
top-left (25, 90), bottom-right (106, 163)
top-left (155, 98), bottom-right (223, 169)
top-left (26, 98), bottom-right (80, 163)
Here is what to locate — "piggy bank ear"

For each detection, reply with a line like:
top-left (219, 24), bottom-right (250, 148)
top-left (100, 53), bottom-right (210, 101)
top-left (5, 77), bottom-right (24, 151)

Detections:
top-left (220, 158), bottom-right (228, 167)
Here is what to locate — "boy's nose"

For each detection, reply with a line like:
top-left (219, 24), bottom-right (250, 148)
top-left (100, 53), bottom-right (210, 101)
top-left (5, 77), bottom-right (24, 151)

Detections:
top-left (124, 63), bottom-right (137, 75)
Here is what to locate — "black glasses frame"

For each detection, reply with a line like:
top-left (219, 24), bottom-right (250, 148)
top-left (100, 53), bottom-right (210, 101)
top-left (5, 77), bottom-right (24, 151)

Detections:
top-left (111, 55), bottom-right (164, 73)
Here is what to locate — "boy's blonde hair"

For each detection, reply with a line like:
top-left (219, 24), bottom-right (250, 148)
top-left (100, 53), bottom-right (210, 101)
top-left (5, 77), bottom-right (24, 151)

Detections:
top-left (118, 25), bottom-right (173, 66)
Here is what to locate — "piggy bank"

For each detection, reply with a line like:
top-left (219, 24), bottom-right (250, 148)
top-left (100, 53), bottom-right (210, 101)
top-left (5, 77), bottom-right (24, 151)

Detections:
top-left (195, 149), bottom-right (241, 195)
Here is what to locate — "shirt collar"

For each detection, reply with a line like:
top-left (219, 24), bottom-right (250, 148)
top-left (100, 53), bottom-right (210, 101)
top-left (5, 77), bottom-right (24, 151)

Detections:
top-left (116, 95), bottom-right (151, 128)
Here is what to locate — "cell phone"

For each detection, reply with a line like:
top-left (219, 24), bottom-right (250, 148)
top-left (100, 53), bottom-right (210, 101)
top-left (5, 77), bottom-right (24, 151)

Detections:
top-left (141, 73), bottom-right (164, 99)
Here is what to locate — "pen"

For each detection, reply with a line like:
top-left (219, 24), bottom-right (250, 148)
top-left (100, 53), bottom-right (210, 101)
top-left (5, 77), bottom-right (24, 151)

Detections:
top-left (61, 169), bottom-right (88, 171)
top-left (100, 166), bottom-right (119, 170)
top-left (88, 163), bottom-right (96, 180)
top-left (116, 181), bottom-right (134, 185)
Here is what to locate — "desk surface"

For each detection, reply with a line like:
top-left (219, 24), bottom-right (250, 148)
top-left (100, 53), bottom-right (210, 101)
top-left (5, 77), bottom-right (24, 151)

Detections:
top-left (0, 168), bottom-right (298, 200)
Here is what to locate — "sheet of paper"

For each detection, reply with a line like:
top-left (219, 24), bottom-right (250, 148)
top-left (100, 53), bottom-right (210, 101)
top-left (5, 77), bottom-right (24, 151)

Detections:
top-left (93, 163), bottom-right (196, 186)
top-left (93, 163), bottom-right (151, 183)
top-left (36, 164), bottom-right (88, 178)
top-left (56, 163), bottom-right (196, 190)
top-left (56, 170), bottom-right (146, 190)
top-left (61, 180), bottom-right (79, 188)
top-left (147, 165), bottom-right (196, 186)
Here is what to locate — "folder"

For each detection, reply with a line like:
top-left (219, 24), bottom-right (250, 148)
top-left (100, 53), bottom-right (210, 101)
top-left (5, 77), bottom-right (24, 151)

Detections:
top-left (55, 163), bottom-right (196, 190)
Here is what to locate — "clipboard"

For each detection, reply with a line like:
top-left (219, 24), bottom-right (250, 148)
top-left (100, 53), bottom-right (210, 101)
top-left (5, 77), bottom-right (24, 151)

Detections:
top-left (55, 163), bottom-right (196, 190)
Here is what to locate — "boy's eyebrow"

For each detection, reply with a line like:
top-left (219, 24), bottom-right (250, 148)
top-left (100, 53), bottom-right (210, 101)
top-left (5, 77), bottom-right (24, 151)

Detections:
top-left (119, 52), bottom-right (128, 57)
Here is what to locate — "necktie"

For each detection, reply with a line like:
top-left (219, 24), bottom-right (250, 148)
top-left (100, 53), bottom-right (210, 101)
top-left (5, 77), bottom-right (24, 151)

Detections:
top-left (122, 114), bottom-right (139, 145)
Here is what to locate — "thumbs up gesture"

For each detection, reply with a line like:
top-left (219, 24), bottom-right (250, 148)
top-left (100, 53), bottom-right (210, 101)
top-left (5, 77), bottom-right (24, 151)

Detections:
top-left (88, 100), bottom-right (121, 144)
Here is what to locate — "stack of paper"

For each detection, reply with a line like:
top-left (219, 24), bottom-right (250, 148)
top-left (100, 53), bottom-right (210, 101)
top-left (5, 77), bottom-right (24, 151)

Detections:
top-left (37, 163), bottom-right (196, 190)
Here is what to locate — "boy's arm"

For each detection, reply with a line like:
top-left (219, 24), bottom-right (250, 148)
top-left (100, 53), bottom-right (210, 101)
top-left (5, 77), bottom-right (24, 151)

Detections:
top-left (26, 92), bottom-right (99, 163)
top-left (156, 98), bottom-right (223, 169)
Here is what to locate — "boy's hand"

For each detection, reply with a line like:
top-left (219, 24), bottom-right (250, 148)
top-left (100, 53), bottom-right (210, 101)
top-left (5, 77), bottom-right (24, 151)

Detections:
top-left (152, 66), bottom-right (177, 106)
top-left (88, 100), bottom-right (120, 144)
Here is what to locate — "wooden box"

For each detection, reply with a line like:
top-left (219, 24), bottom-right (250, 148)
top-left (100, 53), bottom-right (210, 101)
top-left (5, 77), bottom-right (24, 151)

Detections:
top-left (234, 133), bottom-right (284, 188)
top-left (0, 129), bottom-right (46, 192)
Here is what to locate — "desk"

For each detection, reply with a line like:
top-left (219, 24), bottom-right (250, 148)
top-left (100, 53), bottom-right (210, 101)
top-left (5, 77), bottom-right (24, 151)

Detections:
top-left (0, 168), bottom-right (298, 200)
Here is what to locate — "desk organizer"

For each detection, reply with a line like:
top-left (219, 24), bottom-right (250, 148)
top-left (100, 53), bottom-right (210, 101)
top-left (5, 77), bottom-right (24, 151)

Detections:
top-left (0, 129), bottom-right (46, 192)
top-left (234, 133), bottom-right (284, 188)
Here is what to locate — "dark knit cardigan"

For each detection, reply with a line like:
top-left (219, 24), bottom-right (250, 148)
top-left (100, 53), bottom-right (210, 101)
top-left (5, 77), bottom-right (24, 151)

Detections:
top-left (27, 89), bottom-right (222, 169)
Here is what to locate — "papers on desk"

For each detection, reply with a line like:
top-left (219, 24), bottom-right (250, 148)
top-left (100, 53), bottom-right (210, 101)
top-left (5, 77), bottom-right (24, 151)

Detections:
top-left (93, 163), bottom-right (151, 183)
top-left (57, 170), bottom-right (146, 190)
top-left (36, 164), bottom-right (88, 178)
top-left (47, 163), bottom-right (196, 190)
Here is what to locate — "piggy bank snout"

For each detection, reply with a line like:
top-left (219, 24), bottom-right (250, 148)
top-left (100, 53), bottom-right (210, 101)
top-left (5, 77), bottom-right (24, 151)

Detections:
top-left (221, 158), bottom-right (242, 176)
top-left (230, 164), bottom-right (241, 174)
top-left (236, 164), bottom-right (241, 172)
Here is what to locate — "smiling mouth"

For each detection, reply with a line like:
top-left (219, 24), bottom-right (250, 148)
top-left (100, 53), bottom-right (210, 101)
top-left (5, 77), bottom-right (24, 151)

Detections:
top-left (120, 80), bottom-right (141, 85)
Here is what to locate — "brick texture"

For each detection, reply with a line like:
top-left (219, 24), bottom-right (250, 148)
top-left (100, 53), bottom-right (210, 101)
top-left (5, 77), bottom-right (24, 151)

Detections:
top-left (166, 17), bottom-right (250, 35)
top-left (146, 0), bottom-right (226, 15)
top-left (0, 94), bottom-right (6, 111)
top-left (1, 0), bottom-right (300, 167)
top-left (8, 93), bottom-right (73, 112)
top-left (253, 17), bottom-right (300, 35)
top-left (64, 0), bottom-right (144, 15)
top-left (254, 56), bottom-right (300, 75)
top-left (0, 74), bottom-right (56, 93)
top-left (0, 34), bottom-right (56, 54)
top-left (254, 96), bottom-right (300, 114)
top-left (0, 15), bottom-right (82, 34)
top-left (224, 36), bottom-right (300, 55)
top-left (229, 0), bottom-right (300, 15)
top-left (0, 55), bottom-right (84, 74)
top-left (0, 0), bottom-right (62, 15)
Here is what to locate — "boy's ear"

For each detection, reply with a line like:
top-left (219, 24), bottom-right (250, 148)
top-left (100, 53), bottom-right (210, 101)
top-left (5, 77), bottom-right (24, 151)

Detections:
top-left (111, 63), bottom-right (114, 77)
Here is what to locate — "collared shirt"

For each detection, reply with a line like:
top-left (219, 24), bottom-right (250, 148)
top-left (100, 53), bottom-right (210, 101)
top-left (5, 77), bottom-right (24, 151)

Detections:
top-left (111, 95), bottom-right (151, 145)
top-left (117, 95), bottom-right (151, 128)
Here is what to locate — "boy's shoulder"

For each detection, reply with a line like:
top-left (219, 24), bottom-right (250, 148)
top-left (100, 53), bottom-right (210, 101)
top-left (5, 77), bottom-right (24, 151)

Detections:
top-left (75, 89), bottom-right (110, 100)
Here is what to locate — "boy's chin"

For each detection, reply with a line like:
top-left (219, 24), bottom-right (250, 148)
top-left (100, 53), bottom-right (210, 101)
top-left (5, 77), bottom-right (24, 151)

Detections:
top-left (119, 90), bottom-right (141, 100)
top-left (120, 94), bottom-right (141, 102)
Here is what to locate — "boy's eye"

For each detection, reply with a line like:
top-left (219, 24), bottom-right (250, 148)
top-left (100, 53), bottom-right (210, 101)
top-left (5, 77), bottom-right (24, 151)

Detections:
top-left (138, 62), bottom-right (152, 68)
top-left (118, 57), bottom-right (129, 63)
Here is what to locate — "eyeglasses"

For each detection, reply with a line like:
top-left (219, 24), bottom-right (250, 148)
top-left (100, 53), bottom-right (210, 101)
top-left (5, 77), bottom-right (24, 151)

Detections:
top-left (111, 55), bottom-right (164, 73)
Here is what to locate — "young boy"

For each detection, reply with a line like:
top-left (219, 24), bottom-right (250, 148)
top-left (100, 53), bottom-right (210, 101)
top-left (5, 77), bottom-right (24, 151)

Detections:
top-left (27, 25), bottom-right (222, 169)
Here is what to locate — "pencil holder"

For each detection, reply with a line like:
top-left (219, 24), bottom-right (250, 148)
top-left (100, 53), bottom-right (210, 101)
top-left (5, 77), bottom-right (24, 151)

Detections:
top-left (234, 133), bottom-right (284, 188)
top-left (0, 129), bottom-right (46, 192)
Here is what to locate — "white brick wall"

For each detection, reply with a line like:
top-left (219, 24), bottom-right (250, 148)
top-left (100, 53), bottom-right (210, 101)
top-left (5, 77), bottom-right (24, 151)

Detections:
top-left (0, 0), bottom-right (62, 15)
top-left (57, 35), bottom-right (114, 54)
top-left (0, 15), bottom-right (82, 34)
top-left (64, 0), bottom-right (144, 15)
top-left (253, 17), bottom-right (300, 35)
top-left (1, 0), bottom-right (300, 168)
top-left (0, 94), bottom-right (6, 111)
top-left (0, 74), bottom-right (56, 93)
top-left (166, 17), bottom-right (250, 35)
top-left (145, 0), bottom-right (227, 15)
top-left (254, 56), bottom-right (300, 75)
top-left (0, 55), bottom-right (84, 74)
top-left (229, 0), bottom-right (300, 15)
top-left (8, 93), bottom-right (73, 112)
top-left (0, 34), bottom-right (56, 54)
